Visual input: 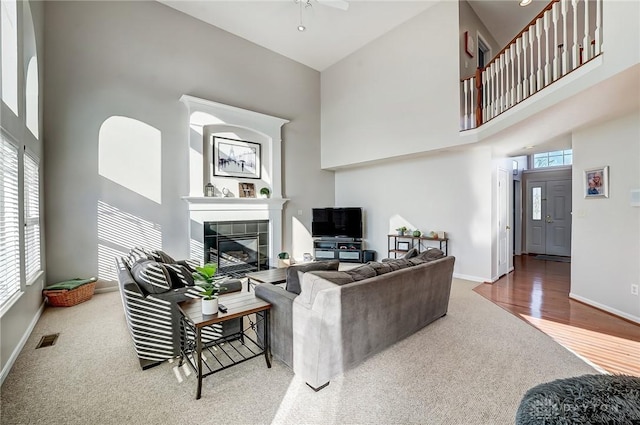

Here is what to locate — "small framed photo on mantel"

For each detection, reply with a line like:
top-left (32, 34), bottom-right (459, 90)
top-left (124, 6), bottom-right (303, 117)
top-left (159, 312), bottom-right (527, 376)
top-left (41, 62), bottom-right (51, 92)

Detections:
top-left (584, 166), bottom-right (609, 198)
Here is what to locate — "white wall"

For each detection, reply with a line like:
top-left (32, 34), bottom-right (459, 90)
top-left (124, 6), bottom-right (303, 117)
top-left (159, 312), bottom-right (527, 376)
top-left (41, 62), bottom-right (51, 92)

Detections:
top-left (335, 148), bottom-right (493, 282)
top-left (571, 110), bottom-right (640, 322)
top-left (321, 1), bottom-right (462, 170)
top-left (43, 1), bottom-right (334, 286)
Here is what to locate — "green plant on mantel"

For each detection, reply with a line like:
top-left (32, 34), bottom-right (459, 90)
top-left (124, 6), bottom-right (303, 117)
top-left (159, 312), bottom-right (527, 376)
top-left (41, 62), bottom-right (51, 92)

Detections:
top-left (260, 187), bottom-right (271, 198)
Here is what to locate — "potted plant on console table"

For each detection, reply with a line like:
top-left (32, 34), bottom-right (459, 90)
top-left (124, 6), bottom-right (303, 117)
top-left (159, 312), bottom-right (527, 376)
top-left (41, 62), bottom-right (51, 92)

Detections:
top-left (193, 263), bottom-right (222, 315)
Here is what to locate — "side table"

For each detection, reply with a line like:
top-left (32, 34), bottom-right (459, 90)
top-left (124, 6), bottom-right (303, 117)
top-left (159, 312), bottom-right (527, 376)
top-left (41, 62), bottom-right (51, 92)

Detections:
top-left (178, 292), bottom-right (272, 399)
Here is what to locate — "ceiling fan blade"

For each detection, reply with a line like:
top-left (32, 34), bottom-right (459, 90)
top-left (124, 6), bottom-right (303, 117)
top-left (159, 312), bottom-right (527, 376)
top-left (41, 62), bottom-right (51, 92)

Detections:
top-left (316, 0), bottom-right (349, 11)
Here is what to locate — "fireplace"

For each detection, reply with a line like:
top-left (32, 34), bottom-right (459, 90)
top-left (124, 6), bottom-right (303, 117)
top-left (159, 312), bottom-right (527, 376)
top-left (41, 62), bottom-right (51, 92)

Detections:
top-left (204, 220), bottom-right (269, 277)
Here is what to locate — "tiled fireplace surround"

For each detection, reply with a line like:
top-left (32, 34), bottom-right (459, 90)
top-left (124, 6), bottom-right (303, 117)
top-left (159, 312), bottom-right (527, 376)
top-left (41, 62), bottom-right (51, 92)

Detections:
top-left (180, 95), bottom-right (289, 270)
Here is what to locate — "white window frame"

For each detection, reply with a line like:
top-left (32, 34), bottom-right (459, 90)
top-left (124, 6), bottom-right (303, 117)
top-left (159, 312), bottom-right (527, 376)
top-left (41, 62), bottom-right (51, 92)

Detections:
top-left (24, 149), bottom-right (41, 284)
top-left (0, 133), bottom-right (22, 312)
top-left (1, 0), bottom-right (19, 114)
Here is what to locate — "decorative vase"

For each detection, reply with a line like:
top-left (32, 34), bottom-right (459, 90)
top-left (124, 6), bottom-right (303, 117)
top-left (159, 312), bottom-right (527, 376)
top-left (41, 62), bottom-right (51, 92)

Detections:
top-left (413, 230), bottom-right (422, 237)
top-left (201, 297), bottom-right (218, 315)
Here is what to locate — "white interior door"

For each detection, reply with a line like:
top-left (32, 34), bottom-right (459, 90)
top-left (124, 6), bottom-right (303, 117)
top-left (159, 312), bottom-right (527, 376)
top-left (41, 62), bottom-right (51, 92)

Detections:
top-left (498, 168), bottom-right (509, 277)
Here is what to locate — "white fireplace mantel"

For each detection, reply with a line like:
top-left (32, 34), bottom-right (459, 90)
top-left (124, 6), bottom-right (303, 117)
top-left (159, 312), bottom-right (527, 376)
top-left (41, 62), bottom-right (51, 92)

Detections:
top-left (182, 196), bottom-right (289, 211)
top-left (179, 95), bottom-right (290, 266)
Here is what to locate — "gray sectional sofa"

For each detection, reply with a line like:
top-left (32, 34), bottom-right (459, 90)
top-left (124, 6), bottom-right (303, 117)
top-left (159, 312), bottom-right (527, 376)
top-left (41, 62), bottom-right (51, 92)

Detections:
top-left (255, 249), bottom-right (455, 390)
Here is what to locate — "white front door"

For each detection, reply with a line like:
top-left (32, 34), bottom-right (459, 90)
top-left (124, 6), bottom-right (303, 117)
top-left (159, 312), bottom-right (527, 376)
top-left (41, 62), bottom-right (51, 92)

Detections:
top-left (526, 179), bottom-right (572, 256)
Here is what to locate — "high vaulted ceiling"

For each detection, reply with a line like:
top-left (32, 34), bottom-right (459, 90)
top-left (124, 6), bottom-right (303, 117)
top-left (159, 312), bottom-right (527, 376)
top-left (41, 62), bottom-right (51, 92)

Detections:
top-left (159, 0), bottom-right (546, 72)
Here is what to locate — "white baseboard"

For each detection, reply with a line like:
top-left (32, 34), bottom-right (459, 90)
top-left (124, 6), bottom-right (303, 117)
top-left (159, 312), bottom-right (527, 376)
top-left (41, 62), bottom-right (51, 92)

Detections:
top-left (0, 302), bottom-right (45, 386)
top-left (94, 285), bottom-right (119, 294)
top-left (452, 273), bottom-right (487, 283)
top-left (569, 293), bottom-right (640, 324)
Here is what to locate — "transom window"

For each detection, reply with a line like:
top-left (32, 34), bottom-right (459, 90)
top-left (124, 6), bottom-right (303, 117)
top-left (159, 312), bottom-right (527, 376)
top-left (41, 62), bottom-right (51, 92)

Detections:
top-left (532, 150), bottom-right (573, 169)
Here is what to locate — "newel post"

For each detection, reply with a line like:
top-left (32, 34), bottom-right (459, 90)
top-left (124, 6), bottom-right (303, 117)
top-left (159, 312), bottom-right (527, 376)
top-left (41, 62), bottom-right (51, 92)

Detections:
top-left (474, 67), bottom-right (483, 128)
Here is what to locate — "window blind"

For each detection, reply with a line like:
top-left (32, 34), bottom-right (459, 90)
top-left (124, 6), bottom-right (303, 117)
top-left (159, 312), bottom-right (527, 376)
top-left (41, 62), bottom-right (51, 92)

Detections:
top-left (0, 136), bottom-right (21, 307)
top-left (24, 151), bottom-right (41, 282)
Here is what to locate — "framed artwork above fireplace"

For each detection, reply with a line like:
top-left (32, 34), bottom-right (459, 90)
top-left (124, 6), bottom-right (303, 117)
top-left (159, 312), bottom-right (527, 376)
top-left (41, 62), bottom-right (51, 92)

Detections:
top-left (213, 136), bottom-right (261, 179)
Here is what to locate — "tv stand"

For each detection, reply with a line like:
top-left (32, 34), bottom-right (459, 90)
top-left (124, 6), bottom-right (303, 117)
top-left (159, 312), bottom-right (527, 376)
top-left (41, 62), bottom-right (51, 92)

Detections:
top-left (313, 238), bottom-right (363, 263)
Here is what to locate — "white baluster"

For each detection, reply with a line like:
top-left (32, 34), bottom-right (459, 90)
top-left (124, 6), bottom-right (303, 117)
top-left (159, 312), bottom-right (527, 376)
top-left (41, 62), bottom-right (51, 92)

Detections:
top-left (552, 2), bottom-right (560, 80)
top-left (470, 76), bottom-right (475, 128)
top-left (562, 0), bottom-right (569, 75)
top-left (482, 69), bottom-right (489, 123)
top-left (543, 10), bottom-right (551, 87)
top-left (572, 0), bottom-right (579, 70)
top-left (516, 38), bottom-right (523, 103)
top-left (503, 52), bottom-right (510, 111)
top-left (595, 0), bottom-right (602, 54)
top-left (536, 19), bottom-right (542, 91)
top-left (529, 24), bottom-right (536, 94)
top-left (523, 31), bottom-right (529, 99)
top-left (498, 55), bottom-right (504, 115)
top-left (492, 62), bottom-right (498, 118)
top-left (510, 44), bottom-right (516, 107)
top-left (463, 79), bottom-right (469, 130)
top-left (583, 0), bottom-right (590, 63)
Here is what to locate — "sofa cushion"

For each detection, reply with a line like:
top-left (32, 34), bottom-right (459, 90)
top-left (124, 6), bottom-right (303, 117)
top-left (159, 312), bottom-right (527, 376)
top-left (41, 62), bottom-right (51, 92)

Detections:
top-left (402, 248), bottom-right (419, 259)
top-left (130, 259), bottom-right (173, 294)
top-left (384, 259), bottom-right (413, 271)
top-left (416, 248), bottom-right (445, 262)
top-left (286, 260), bottom-right (340, 295)
top-left (346, 265), bottom-right (377, 281)
top-left (307, 270), bottom-right (355, 286)
top-left (367, 261), bottom-right (393, 276)
top-left (409, 257), bottom-right (428, 266)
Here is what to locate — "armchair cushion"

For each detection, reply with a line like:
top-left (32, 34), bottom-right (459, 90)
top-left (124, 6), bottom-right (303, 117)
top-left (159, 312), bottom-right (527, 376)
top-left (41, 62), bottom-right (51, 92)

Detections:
top-left (130, 259), bottom-right (173, 294)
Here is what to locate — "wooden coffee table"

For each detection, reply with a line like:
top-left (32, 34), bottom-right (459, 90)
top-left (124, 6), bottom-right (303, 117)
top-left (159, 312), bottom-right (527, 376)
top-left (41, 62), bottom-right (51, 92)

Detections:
top-left (245, 268), bottom-right (287, 291)
top-left (177, 292), bottom-right (272, 399)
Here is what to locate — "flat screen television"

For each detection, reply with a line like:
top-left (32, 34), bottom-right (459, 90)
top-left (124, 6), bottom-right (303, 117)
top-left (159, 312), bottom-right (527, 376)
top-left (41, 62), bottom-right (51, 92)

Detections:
top-left (312, 207), bottom-right (363, 239)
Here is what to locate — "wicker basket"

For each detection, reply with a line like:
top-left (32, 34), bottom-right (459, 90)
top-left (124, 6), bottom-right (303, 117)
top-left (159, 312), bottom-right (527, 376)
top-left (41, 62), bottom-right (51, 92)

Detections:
top-left (43, 282), bottom-right (96, 307)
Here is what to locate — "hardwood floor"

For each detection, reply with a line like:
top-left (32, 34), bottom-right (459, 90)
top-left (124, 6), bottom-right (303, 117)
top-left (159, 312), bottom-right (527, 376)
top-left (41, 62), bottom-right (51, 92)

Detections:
top-left (473, 255), bottom-right (640, 376)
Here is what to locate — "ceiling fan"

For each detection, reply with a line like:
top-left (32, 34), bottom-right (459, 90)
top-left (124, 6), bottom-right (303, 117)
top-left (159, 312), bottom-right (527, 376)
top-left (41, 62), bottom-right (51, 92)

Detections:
top-left (295, 0), bottom-right (349, 31)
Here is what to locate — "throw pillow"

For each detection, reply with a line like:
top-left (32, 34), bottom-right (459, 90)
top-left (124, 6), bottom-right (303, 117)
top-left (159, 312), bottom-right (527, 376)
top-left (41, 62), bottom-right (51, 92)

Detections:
top-left (346, 265), bottom-right (377, 281)
top-left (402, 248), bottom-right (418, 259)
top-left (416, 248), bottom-right (445, 262)
top-left (130, 259), bottom-right (173, 294)
top-left (409, 257), bottom-right (428, 266)
top-left (163, 263), bottom-right (194, 288)
top-left (285, 260), bottom-right (340, 295)
top-left (151, 249), bottom-right (177, 264)
top-left (367, 261), bottom-right (393, 276)
top-left (308, 270), bottom-right (355, 286)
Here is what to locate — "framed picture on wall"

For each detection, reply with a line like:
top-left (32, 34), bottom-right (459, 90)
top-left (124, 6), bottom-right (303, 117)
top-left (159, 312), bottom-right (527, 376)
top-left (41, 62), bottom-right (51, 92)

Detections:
top-left (584, 166), bottom-right (609, 198)
top-left (214, 137), bottom-right (261, 179)
top-left (464, 31), bottom-right (475, 58)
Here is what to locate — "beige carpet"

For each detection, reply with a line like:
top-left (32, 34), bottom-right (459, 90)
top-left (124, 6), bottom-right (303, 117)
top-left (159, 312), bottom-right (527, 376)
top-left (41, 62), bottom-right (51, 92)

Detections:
top-left (0, 278), bottom-right (596, 425)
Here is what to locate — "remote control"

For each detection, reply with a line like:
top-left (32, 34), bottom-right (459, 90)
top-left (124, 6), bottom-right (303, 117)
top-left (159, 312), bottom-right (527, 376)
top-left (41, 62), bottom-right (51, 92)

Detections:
top-left (218, 304), bottom-right (228, 313)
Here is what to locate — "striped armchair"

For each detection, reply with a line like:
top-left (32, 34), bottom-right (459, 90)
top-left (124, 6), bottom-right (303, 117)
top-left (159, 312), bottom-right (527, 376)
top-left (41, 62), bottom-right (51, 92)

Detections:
top-left (116, 256), bottom-right (242, 369)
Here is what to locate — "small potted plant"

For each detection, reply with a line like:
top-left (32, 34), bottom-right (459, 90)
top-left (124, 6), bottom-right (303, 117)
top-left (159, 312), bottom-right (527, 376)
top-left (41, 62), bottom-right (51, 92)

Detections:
top-left (396, 226), bottom-right (408, 236)
top-left (412, 229), bottom-right (422, 237)
top-left (193, 263), bottom-right (223, 315)
top-left (259, 187), bottom-right (271, 198)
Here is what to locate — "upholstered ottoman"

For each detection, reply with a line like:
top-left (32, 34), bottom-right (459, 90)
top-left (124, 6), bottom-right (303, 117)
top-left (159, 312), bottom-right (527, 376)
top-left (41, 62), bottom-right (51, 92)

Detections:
top-left (516, 374), bottom-right (640, 425)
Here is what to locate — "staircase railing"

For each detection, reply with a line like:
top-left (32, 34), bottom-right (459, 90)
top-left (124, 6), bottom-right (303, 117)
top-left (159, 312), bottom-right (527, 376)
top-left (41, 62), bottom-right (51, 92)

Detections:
top-left (460, 0), bottom-right (602, 131)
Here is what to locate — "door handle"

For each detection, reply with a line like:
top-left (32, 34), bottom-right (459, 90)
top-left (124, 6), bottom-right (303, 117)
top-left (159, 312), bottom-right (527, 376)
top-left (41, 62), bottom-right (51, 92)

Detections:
top-left (546, 215), bottom-right (553, 223)
top-left (506, 225), bottom-right (511, 230)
